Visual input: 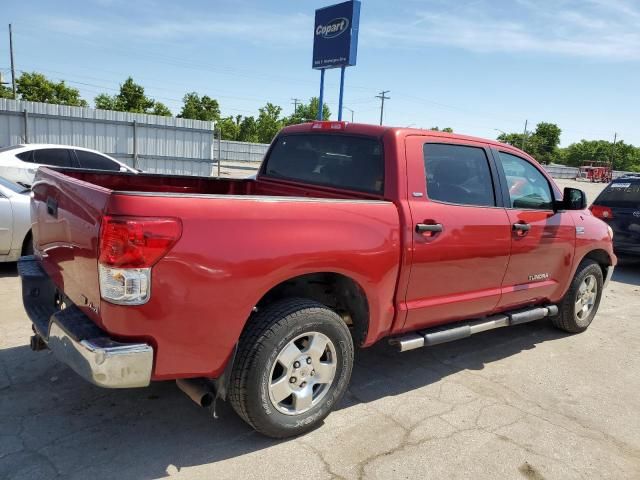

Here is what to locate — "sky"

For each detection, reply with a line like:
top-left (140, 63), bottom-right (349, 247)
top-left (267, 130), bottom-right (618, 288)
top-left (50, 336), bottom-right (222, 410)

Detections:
top-left (1, 0), bottom-right (638, 146)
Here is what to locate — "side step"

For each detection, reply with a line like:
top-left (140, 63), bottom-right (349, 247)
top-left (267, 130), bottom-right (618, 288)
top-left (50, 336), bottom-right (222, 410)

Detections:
top-left (391, 305), bottom-right (558, 352)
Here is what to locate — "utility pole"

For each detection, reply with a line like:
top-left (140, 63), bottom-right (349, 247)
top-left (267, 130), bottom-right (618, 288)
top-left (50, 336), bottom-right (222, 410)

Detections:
top-left (291, 98), bottom-right (301, 115)
top-left (611, 132), bottom-right (617, 170)
top-left (343, 106), bottom-right (354, 123)
top-left (375, 90), bottom-right (390, 126)
top-left (9, 24), bottom-right (16, 99)
top-left (521, 119), bottom-right (528, 151)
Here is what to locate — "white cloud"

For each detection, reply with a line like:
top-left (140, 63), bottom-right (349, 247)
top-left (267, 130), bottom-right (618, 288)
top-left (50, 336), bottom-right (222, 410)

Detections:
top-left (42, 11), bottom-right (312, 48)
top-left (363, 0), bottom-right (640, 61)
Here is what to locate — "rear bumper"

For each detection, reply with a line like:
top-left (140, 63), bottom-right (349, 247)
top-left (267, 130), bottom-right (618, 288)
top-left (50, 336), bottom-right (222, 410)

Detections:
top-left (18, 256), bottom-right (153, 388)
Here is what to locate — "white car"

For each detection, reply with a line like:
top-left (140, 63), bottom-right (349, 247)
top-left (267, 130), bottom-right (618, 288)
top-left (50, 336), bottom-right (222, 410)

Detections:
top-left (0, 177), bottom-right (32, 262)
top-left (0, 144), bottom-right (137, 187)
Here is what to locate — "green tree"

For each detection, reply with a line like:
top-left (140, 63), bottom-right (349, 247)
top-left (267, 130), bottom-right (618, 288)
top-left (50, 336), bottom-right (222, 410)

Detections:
top-left (430, 127), bottom-right (453, 132)
top-left (256, 103), bottom-right (283, 143)
top-left (152, 101), bottom-right (172, 117)
top-left (497, 122), bottom-right (561, 164)
top-left (0, 82), bottom-right (13, 99)
top-left (561, 139), bottom-right (640, 171)
top-left (237, 116), bottom-right (259, 142)
top-left (283, 97), bottom-right (331, 125)
top-left (95, 77), bottom-right (169, 115)
top-left (218, 116), bottom-right (240, 140)
top-left (15, 72), bottom-right (87, 106)
top-left (178, 92), bottom-right (220, 122)
top-left (532, 122), bottom-right (561, 164)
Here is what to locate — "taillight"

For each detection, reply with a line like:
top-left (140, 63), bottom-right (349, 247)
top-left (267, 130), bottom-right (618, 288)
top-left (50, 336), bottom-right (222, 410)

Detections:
top-left (589, 205), bottom-right (614, 220)
top-left (98, 216), bottom-right (181, 305)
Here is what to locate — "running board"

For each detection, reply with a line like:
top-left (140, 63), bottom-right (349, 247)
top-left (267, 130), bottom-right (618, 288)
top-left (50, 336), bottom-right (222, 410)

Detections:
top-left (391, 305), bottom-right (558, 352)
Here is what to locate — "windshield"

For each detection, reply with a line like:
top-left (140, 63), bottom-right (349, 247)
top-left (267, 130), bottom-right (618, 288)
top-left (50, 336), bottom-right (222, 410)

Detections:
top-left (262, 134), bottom-right (384, 195)
top-left (0, 176), bottom-right (30, 194)
top-left (595, 180), bottom-right (640, 208)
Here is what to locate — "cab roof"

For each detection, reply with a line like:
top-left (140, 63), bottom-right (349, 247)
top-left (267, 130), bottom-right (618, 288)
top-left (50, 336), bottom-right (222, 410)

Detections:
top-left (280, 121), bottom-right (522, 152)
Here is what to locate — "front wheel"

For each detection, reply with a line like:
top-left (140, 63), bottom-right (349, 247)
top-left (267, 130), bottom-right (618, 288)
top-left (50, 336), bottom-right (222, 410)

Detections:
top-left (229, 298), bottom-right (354, 438)
top-left (551, 259), bottom-right (604, 333)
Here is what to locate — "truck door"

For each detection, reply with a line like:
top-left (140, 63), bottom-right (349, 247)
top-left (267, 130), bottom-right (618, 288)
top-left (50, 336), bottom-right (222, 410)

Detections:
top-left (493, 150), bottom-right (575, 309)
top-left (401, 136), bottom-right (512, 331)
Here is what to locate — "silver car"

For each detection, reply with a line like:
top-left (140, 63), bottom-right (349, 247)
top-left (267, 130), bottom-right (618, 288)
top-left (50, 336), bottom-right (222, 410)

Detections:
top-left (0, 177), bottom-right (32, 262)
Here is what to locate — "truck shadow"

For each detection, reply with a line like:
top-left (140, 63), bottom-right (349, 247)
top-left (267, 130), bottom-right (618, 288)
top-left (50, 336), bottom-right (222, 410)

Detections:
top-left (612, 262), bottom-right (640, 286)
top-left (0, 320), bottom-right (569, 479)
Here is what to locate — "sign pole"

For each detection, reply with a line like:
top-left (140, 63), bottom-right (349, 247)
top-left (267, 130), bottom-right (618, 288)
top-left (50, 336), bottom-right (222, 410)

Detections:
top-left (338, 66), bottom-right (345, 121)
top-left (318, 69), bottom-right (325, 120)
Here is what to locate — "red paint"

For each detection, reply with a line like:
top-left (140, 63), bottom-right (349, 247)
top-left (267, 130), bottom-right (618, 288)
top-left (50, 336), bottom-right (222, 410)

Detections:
top-left (30, 123), bottom-right (616, 380)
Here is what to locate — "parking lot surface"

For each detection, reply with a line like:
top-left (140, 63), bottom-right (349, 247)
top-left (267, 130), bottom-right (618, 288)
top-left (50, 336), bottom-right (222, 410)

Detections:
top-left (1, 180), bottom-right (639, 480)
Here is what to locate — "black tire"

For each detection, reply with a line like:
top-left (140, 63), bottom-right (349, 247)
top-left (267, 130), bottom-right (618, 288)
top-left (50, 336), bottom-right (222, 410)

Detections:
top-left (551, 259), bottom-right (604, 333)
top-left (229, 298), bottom-right (354, 438)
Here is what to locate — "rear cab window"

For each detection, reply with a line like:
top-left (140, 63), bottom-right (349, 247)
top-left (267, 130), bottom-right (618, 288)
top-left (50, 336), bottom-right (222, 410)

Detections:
top-left (595, 179), bottom-right (640, 208)
top-left (261, 134), bottom-right (384, 195)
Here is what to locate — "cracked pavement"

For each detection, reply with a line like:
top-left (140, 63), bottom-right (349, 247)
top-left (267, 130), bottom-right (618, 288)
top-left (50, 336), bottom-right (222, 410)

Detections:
top-left (1, 180), bottom-right (639, 479)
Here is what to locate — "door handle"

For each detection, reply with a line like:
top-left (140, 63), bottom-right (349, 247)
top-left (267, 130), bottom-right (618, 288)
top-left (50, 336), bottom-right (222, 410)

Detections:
top-left (512, 222), bottom-right (531, 233)
top-left (416, 223), bottom-right (443, 234)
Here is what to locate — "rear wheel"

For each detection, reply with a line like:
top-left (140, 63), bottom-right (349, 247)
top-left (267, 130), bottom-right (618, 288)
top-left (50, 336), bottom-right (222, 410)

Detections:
top-left (229, 298), bottom-right (354, 438)
top-left (551, 259), bottom-right (604, 333)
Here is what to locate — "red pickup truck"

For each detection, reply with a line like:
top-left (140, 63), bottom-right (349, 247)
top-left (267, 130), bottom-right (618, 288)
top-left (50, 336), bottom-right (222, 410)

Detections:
top-left (20, 121), bottom-right (615, 438)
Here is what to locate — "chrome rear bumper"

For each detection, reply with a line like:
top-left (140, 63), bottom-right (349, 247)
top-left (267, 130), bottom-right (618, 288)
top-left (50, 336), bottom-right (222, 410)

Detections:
top-left (19, 256), bottom-right (153, 388)
top-left (47, 318), bottom-right (153, 388)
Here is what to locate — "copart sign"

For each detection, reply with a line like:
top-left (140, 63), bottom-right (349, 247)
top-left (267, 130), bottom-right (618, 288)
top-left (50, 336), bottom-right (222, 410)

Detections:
top-left (312, 0), bottom-right (360, 69)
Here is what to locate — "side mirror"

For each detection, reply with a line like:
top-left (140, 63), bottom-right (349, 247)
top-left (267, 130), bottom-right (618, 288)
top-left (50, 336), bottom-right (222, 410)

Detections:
top-left (560, 187), bottom-right (587, 210)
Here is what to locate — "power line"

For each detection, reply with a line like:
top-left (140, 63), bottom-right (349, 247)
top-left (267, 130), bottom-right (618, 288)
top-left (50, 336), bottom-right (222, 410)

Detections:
top-left (375, 90), bottom-right (390, 126)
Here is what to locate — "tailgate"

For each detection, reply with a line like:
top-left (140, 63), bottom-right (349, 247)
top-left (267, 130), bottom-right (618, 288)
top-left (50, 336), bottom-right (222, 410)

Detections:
top-left (31, 167), bottom-right (111, 322)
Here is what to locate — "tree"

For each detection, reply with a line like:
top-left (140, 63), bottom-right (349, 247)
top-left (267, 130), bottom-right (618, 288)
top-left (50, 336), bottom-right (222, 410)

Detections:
top-left (561, 139), bottom-right (640, 171)
top-left (256, 103), bottom-right (283, 144)
top-left (0, 83), bottom-right (13, 99)
top-left (430, 127), bottom-right (453, 132)
top-left (283, 97), bottom-right (331, 125)
top-left (152, 102), bottom-right (172, 117)
top-left (15, 72), bottom-right (87, 106)
top-left (94, 77), bottom-right (167, 115)
top-left (238, 116), bottom-right (259, 143)
top-left (178, 92), bottom-right (220, 122)
top-left (497, 122), bottom-right (561, 164)
top-left (532, 122), bottom-right (561, 164)
top-left (218, 116), bottom-right (240, 140)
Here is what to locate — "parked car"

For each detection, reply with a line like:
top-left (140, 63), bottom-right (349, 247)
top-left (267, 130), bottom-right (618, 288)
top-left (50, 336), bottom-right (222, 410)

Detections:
top-left (0, 176), bottom-right (32, 262)
top-left (590, 176), bottom-right (640, 258)
top-left (0, 144), bottom-right (137, 186)
top-left (20, 121), bottom-right (615, 438)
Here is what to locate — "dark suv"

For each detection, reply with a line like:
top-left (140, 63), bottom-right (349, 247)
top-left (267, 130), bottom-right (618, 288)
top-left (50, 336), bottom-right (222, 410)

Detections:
top-left (590, 175), bottom-right (640, 258)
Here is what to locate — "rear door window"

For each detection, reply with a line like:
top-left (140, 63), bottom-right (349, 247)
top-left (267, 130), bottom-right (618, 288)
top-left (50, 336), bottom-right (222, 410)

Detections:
top-left (423, 143), bottom-right (496, 207)
top-left (74, 150), bottom-right (120, 171)
top-left (595, 180), bottom-right (640, 208)
top-left (263, 134), bottom-right (384, 194)
top-left (32, 149), bottom-right (74, 168)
